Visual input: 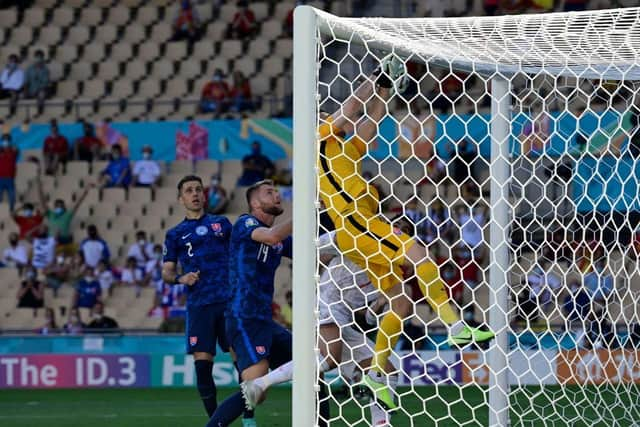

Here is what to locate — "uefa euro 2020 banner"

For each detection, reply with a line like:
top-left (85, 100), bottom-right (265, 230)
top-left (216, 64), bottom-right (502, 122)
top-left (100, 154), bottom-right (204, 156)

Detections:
top-left (1, 350), bottom-right (640, 389)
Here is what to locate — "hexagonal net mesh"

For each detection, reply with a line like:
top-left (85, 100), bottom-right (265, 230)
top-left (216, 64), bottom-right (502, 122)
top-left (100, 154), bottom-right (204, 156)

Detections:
top-left (309, 7), bottom-right (640, 427)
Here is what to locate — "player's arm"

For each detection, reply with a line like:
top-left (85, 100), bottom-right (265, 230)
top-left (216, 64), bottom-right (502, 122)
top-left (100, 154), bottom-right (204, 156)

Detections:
top-left (161, 260), bottom-right (199, 286)
top-left (250, 219), bottom-right (292, 246)
top-left (318, 231), bottom-right (338, 265)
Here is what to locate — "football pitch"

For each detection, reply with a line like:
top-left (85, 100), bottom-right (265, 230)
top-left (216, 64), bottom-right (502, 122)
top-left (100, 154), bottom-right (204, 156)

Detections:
top-left (0, 385), bottom-right (637, 426)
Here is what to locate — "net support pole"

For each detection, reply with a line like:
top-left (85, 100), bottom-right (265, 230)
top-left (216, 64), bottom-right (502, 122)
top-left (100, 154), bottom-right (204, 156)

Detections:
top-left (292, 5), bottom-right (317, 427)
top-left (488, 75), bottom-right (511, 427)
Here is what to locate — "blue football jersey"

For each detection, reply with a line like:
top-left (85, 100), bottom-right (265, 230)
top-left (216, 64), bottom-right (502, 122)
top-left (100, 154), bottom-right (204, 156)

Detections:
top-left (164, 214), bottom-right (232, 307)
top-left (229, 214), bottom-right (292, 320)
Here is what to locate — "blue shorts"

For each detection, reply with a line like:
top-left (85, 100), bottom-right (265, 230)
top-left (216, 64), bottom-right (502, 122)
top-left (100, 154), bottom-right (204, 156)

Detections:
top-left (226, 317), bottom-right (292, 373)
top-left (185, 303), bottom-right (229, 355)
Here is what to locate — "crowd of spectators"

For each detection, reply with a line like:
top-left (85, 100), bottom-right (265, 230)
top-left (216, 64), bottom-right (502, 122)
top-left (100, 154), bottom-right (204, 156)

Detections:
top-left (199, 69), bottom-right (254, 116)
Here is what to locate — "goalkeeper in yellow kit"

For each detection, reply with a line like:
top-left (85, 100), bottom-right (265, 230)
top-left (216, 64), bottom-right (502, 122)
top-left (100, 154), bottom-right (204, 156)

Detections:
top-left (317, 55), bottom-right (494, 411)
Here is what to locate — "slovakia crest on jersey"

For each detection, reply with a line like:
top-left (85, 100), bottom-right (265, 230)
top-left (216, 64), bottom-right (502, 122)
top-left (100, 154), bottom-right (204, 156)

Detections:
top-left (189, 336), bottom-right (198, 346)
top-left (245, 217), bottom-right (259, 228)
top-left (196, 225), bottom-right (209, 236)
top-left (211, 222), bottom-right (221, 232)
top-left (255, 346), bottom-right (266, 355)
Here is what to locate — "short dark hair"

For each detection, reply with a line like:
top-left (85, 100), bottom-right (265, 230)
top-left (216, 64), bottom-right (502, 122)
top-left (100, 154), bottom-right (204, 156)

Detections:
top-left (54, 199), bottom-right (65, 206)
top-left (112, 144), bottom-right (122, 152)
top-left (245, 179), bottom-right (274, 208)
top-left (35, 50), bottom-right (44, 57)
top-left (177, 175), bottom-right (203, 194)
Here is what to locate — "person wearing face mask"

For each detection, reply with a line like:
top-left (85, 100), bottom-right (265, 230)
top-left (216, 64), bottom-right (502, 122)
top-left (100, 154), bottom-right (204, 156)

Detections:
top-left (79, 225), bottom-right (111, 268)
top-left (86, 301), bottom-right (119, 332)
top-left (199, 69), bottom-right (230, 115)
top-left (205, 175), bottom-right (228, 214)
top-left (42, 119), bottom-right (69, 175)
top-left (74, 121), bottom-right (104, 162)
top-left (0, 132), bottom-right (18, 211)
top-left (144, 244), bottom-right (165, 289)
top-left (37, 167), bottom-right (95, 255)
top-left (237, 141), bottom-right (275, 186)
top-left (1, 232), bottom-right (28, 273)
top-left (17, 266), bottom-right (45, 309)
top-left (63, 307), bottom-right (85, 335)
top-left (99, 144), bottom-right (132, 188)
top-left (31, 224), bottom-right (56, 275)
top-left (12, 201), bottom-right (44, 241)
top-left (0, 54), bottom-right (24, 113)
top-left (73, 265), bottom-right (102, 309)
top-left (172, 0), bottom-right (202, 43)
top-left (24, 49), bottom-right (50, 111)
top-left (127, 230), bottom-right (155, 270)
top-left (132, 145), bottom-right (161, 188)
top-left (38, 307), bottom-right (59, 335)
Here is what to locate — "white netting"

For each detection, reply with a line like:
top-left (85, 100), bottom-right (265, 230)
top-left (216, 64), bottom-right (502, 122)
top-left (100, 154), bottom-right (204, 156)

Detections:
top-left (311, 7), bottom-right (640, 427)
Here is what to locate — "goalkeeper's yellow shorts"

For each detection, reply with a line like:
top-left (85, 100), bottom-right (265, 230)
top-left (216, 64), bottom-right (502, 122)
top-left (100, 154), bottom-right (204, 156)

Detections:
top-left (329, 208), bottom-right (415, 293)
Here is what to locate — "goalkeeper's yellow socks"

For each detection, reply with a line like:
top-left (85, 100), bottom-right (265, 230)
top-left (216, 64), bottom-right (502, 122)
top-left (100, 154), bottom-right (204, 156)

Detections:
top-left (372, 310), bottom-right (402, 374)
top-left (416, 261), bottom-right (461, 325)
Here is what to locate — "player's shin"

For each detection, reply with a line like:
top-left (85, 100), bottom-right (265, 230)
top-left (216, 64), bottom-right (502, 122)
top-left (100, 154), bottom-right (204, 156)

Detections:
top-left (195, 359), bottom-right (217, 417)
top-left (369, 372), bottom-right (398, 425)
top-left (205, 391), bottom-right (246, 427)
top-left (415, 262), bottom-right (463, 333)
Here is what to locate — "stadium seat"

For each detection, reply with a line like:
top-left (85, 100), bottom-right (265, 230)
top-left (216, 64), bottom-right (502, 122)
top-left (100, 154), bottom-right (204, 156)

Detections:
top-left (252, 75), bottom-right (270, 96)
top-left (178, 61), bottom-right (200, 80)
top-left (168, 159), bottom-right (194, 175)
top-left (55, 44), bottom-right (78, 63)
top-left (227, 187), bottom-right (249, 214)
top-left (165, 42), bottom-right (187, 61)
top-left (67, 27), bottom-right (90, 45)
top-left (138, 79), bottom-right (161, 98)
top-left (165, 79), bottom-right (188, 98)
top-left (124, 60), bottom-right (146, 80)
top-left (56, 81), bottom-right (78, 99)
top-left (0, 8), bottom-right (17, 28)
top-left (94, 25), bottom-right (118, 44)
top-left (102, 229), bottom-right (126, 247)
top-left (219, 3), bottom-right (237, 22)
top-left (78, 8), bottom-right (103, 27)
top-left (274, 39), bottom-right (293, 59)
top-left (195, 159), bottom-right (219, 178)
top-left (152, 59), bottom-right (174, 80)
top-left (128, 186), bottom-right (153, 204)
top-left (97, 62), bottom-right (120, 81)
top-left (65, 161), bottom-right (91, 179)
top-left (107, 6), bottom-right (130, 26)
top-left (81, 80), bottom-right (107, 101)
top-left (138, 41), bottom-right (160, 62)
top-left (219, 40), bottom-right (243, 60)
top-left (83, 43), bottom-right (106, 63)
top-left (154, 187), bottom-right (179, 205)
top-left (248, 39), bottom-right (270, 59)
top-left (204, 58), bottom-right (229, 75)
top-left (111, 42), bottom-right (133, 62)
top-left (150, 23), bottom-right (172, 43)
top-left (23, 8), bottom-right (46, 28)
top-left (274, 2), bottom-right (294, 21)
top-left (262, 57), bottom-right (285, 78)
top-left (206, 22), bottom-right (228, 41)
top-left (193, 40), bottom-right (215, 60)
top-left (39, 26), bottom-right (62, 47)
top-left (123, 25), bottom-right (146, 45)
top-left (195, 4), bottom-right (213, 22)
top-left (233, 58), bottom-right (256, 77)
top-left (102, 188), bottom-right (127, 207)
top-left (108, 80), bottom-right (133, 99)
top-left (261, 20), bottom-right (282, 40)
top-left (10, 27), bottom-right (34, 46)
top-left (136, 6), bottom-right (159, 26)
top-left (251, 2), bottom-right (269, 22)
top-left (51, 8), bottom-right (74, 27)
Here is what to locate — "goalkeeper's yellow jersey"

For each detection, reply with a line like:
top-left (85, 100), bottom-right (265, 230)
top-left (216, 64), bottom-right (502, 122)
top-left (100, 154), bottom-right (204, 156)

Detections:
top-left (317, 120), bottom-right (378, 216)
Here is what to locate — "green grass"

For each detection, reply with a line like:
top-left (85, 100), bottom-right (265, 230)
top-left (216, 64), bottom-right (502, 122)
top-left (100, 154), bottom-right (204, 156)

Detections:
top-left (0, 385), bottom-right (638, 426)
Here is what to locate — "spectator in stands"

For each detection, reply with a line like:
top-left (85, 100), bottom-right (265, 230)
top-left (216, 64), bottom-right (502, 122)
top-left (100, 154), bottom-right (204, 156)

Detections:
top-left (38, 174), bottom-right (95, 255)
top-left (96, 259), bottom-right (115, 297)
top-left (0, 132), bottom-right (18, 211)
top-left (229, 0), bottom-right (257, 39)
top-left (86, 301), bottom-right (119, 331)
top-left (79, 225), bottom-right (110, 268)
top-left (127, 230), bottom-right (154, 271)
top-left (457, 204), bottom-right (487, 263)
top-left (39, 307), bottom-right (59, 335)
top-left (13, 202), bottom-right (44, 241)
top-left (17, 266), bottom-right (44, 309)
top-left (24, 49), bottom-right (50, 112)
top-left (526, 258), bottom-right (562, 313)
top-left (237, 141), bottom-right (275, 186)
top-left (1, 232), bottom-right (28, 272)
top-left (132, 145), bottom-right (162, 188)
top-left (99, 144), bottom-right (131, 188)
top-left (453, 244), bottom-right (480, 290)
top-left (0, 54), bottom-right (23, 114)
top-left (442, 261), bottom-right (463, 306)
top-left (199, 69), bottom-right (230, 116)
top-left (584, 258), bottom-right (614, 312)
top-left (205, 175), bottom-right (228, 214)
top-left (424, 200), bottom-right (450, 243)
top-left (172, 0), bottom-right (202, 43)
top-left (121, 256), bottom-right (144, 297)
top-left (144, 244), bottom-right (164, 288)
top-left (63, 307), bottom-right (85, 334)
top-left (44, 254), bottom-right (70, 298)
top-left (31, 224), bottom-right (56, 273)
top-left (404, 198), bottom-right (425, 228)
top-left (42, 119), bottom-right (69, 175)
top-left (564, 0), bottom-right (587, 11)
top-left (73, 265), bottom-right (101, 309)
top-left (68, 252), bottom-right (86, 283)
top-left (74, 121), bottom-right (104, 162)
top-left (230, 71), bottom-right (253, 112)
top-left (284, 4), bottom-right (295, 37)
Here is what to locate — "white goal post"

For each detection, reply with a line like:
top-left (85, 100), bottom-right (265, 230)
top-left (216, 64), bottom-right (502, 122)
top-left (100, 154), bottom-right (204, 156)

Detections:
top-left (293, 5), bottom-right (640, 427)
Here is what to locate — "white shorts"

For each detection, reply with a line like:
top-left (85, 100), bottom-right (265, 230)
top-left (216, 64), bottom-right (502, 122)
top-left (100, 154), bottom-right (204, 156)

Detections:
top-left (319, 317), bottom-right (374, 365)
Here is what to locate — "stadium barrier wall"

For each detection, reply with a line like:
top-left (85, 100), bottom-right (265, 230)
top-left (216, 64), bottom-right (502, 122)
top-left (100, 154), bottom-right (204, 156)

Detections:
top-left (0, 336), bottom-right (638, 388)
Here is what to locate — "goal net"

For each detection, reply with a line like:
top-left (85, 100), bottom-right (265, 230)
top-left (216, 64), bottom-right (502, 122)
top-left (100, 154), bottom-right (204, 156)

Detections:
top-left (292, 6), bottom-right (640, 426)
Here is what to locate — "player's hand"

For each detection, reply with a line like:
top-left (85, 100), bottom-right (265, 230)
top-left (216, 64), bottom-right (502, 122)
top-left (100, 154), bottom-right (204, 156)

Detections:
top-left (179, 271), bottom-right (200, 286)
top-left (365, 307), bottom-right (378, 326)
